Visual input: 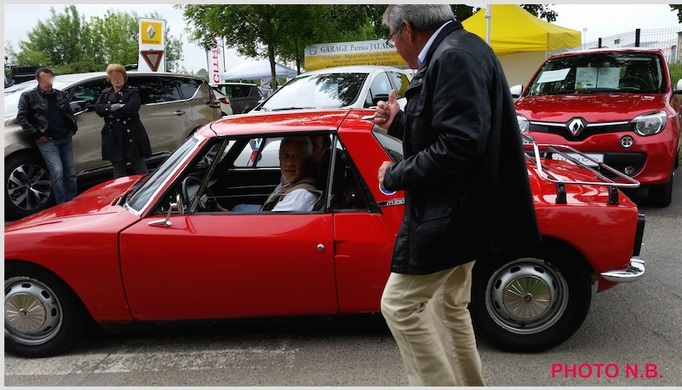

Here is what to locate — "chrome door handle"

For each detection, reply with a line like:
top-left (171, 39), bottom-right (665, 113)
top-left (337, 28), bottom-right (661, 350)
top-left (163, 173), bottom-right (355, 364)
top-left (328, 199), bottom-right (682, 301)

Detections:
top-left (173, 110), bottom-right (186, 116)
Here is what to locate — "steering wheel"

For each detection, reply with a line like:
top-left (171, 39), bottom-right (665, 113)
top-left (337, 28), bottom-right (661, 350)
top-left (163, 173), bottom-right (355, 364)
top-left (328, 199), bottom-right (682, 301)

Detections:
top-left (181, 176), bottom-right (215, 212)
top-left (619, 76), bottom-right (648, 90)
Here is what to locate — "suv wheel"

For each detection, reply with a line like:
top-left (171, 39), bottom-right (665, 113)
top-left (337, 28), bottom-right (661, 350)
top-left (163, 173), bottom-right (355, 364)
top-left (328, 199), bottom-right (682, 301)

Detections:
top-left (5, 154), bottom-right (54, 220)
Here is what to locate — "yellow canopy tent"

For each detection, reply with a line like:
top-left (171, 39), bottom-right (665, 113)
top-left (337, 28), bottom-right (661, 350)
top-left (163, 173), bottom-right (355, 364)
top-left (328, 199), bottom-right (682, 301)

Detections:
top-left (462, 4), bottom-right (582, 87)
top-left (461, 4), bottom-right (581, 56)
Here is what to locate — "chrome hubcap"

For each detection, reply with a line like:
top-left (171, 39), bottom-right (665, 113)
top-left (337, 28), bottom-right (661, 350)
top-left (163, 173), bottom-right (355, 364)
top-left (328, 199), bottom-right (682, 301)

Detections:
top-left (5, 277), bottom-right (62, 345)
top-left (486, 258), bottom-right (568, 335)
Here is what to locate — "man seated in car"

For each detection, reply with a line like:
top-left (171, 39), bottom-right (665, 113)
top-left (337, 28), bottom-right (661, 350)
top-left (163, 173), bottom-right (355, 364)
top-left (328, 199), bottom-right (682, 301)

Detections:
top-left (219, 136), bottom-right (321, 212)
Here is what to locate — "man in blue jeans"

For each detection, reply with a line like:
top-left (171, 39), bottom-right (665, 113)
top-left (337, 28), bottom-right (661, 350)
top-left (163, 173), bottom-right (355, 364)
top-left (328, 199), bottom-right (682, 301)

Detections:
top-left (17, 67), bottom-right (78, 204)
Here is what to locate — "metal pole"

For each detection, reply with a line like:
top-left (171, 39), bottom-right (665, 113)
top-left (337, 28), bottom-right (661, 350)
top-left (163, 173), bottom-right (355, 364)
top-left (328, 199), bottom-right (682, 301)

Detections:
top-left (485, 4), bottom-right (492, 45)
top-left (222, 37), bottom-right (227, 73)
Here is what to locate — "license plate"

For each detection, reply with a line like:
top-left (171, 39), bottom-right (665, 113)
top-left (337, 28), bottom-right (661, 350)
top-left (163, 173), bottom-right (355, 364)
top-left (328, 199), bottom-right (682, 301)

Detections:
top-left (551, 152), bottom-right (604, 167)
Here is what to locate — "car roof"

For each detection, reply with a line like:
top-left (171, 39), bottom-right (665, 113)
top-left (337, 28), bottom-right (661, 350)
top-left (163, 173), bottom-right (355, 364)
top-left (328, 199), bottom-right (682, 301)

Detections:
top-left (51, 71), bottom-right (205, 84)
top-left (202, 108), bottom-right (375, 138)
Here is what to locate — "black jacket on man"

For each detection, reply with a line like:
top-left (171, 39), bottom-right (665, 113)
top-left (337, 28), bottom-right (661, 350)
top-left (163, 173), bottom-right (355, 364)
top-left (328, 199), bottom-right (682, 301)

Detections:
top-left (383, 21), bottom-right (541, 275)
top-left (16, 86), bottom-right (78, 139)
top-left (94, 85), bottom-right (152, 162)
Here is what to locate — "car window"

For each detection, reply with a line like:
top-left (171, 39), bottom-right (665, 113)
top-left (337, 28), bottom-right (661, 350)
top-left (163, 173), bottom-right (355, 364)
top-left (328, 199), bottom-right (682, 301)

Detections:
top-left (126, 76), bottom-right (183, 104)
top-left (178, 78), bottom-right (202, 100)
top-left (233, 137), bottom-right (282, 167)
top-left (171, 133), bottom-right (372, 214)
top-left (373, 126), bottom-right (404, 163)
top-left (527, 52), bottom-right (664, 96)
top-left (390, 71), bottom-right (412, 98)
top-left (366, 72), bottom-right (393, 107)
top-left (68, 79), bottom-right (108, 104)
top-left (158, 77), bottom-right (185, 101)
top-left (248, 86), bottom-right (263, 97)
top-left (126, 132), bottom-right (203, 213)
top-left (127, 76), bottom-right (162, 104)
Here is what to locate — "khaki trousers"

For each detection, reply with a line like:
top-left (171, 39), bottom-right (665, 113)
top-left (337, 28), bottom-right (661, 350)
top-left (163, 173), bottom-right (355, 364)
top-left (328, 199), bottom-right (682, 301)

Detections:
top-left (381, 261), bottom-right (485, 386)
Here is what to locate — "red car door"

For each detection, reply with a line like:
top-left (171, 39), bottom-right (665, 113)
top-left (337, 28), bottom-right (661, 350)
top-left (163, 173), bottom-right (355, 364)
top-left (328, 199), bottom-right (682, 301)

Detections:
top-left (118, 213), bottom-right (336, 321)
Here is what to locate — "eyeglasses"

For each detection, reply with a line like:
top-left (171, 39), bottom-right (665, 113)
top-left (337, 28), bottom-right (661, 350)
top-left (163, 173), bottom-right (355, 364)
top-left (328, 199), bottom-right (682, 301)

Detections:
top-left (386, 30), bottom-right (397, 48)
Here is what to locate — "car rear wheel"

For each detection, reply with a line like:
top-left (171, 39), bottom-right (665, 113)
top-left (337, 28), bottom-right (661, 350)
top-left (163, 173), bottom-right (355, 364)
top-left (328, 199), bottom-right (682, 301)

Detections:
top-left (470, 244), bottom-right (592, 352)
top-left (5, 154), bottom-right (54, 220)
top-left (4, 263), bottom-right (86, 358)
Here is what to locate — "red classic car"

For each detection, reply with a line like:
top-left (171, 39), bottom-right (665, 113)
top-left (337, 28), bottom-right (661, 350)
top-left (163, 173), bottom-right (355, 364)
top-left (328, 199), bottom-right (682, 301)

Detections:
top-left (514, 48), bottom-right (681, 207)
top-left (5, 109), bottom-right (646, 358)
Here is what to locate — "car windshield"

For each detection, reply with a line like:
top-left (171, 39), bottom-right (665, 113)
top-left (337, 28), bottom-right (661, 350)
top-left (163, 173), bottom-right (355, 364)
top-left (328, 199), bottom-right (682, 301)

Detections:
top-left (125, 133), bottom-right (204, 213)
top-left (526, 52), bottom-right (664, 96)
top-left (259, 72), bottom-right (368, 111)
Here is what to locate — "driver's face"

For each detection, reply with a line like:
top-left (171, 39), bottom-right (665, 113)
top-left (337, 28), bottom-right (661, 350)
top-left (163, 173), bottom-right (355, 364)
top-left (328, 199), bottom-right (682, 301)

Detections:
top-left (279, 142), bottom-right (309, 185)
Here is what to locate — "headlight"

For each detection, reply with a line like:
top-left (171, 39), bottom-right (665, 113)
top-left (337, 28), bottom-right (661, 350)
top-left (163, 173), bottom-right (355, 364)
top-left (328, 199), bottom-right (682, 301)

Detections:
top-left (631, 111), bottom-right (667, 136)
top-left (516, 115), bottom-right (529, 133)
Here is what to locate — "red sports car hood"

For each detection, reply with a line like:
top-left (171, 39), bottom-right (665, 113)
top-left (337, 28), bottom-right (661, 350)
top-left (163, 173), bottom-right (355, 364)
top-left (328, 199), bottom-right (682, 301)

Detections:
top-left (5, 176), bottom-right (141, 232)
top-left (515, 93), bottom-right (666, 122)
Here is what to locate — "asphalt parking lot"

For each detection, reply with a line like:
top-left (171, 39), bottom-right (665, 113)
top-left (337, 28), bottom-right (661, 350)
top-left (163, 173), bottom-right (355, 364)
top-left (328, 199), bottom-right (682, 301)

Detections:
top-left (4, 176), bottom-right (681, 387)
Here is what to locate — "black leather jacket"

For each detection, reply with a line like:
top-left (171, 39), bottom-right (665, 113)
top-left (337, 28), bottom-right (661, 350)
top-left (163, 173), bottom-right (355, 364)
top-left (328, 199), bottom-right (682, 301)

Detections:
top-left (383, 21), bottom-right (540, 274)
top-left (16, 86), bottom-right (78, 139)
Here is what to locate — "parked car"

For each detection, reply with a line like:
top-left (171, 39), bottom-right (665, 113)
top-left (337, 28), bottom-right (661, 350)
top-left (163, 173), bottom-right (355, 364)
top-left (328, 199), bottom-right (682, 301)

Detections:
top-left (4, 71), bottom-right (222, 220)
top-left (211, 82), bottom-right (263, 114)
top-left (5, 108), bottom-right (646, 357)
top-left (210, 87), bottom-right (234, 117)
top-left (513, 47), bottom-right (681, 207)
top-left (252, 65), bottom-right (413, 112)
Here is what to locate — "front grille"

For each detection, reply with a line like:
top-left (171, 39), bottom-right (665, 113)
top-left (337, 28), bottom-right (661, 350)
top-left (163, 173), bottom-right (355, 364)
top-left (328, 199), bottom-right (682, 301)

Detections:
top-left (529, 122), bottom-right (632, 141)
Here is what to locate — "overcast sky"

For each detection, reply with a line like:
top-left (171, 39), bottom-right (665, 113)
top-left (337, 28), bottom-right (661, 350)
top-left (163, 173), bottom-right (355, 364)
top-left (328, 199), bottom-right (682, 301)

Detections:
top-left (3, 3), bottom-right (681, 74)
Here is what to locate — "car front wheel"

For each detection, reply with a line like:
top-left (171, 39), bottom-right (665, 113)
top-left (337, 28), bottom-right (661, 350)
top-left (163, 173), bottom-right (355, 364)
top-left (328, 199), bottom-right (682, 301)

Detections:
top-left (4, 263), bottom-right (86, 358)
top-left (5, 154), bottom-right (54, 220)
top-left (470, 244), bottom-right (592, 352)
top-left (648, 170), bottom-right (674, 207)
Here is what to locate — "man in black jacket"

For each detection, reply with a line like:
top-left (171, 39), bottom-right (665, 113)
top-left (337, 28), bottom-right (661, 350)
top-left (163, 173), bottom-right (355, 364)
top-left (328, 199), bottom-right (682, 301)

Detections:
top-left (373, 4), bottom-right (540, 386)
top-left (16, 67), bottom-right (78, 204)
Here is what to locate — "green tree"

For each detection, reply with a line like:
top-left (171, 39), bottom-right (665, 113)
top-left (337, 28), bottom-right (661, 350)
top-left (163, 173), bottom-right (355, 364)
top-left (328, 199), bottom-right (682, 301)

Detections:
top-left (180, 4), bottom-right (381, 87)
top-left (180, 4), bottom-right (558, 85)
top-left (88, 10), bottom-right (140, 69)
top-left (13, 5), bottom-right (184, 73)
top-left (17, 5), bottom-right (97, 72)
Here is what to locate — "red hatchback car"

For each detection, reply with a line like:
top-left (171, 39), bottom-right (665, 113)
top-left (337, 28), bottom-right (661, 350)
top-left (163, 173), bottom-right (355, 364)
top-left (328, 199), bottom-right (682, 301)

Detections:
top-left (514, 48), bottom-right (681, 207)
top-left (5, 109), bottom-right (646, 357)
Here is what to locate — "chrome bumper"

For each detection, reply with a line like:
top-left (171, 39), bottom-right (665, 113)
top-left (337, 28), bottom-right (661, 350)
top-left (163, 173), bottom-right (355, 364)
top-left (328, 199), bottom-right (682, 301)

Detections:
top-left (600, 259), bottom-right (645, 283)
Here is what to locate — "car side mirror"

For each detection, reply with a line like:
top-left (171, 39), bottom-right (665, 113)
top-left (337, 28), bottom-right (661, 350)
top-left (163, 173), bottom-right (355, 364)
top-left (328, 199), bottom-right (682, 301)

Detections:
top-left (510, 84), bottom-right (524, 98)
top-left (148, 195), bottom-right (183, 227)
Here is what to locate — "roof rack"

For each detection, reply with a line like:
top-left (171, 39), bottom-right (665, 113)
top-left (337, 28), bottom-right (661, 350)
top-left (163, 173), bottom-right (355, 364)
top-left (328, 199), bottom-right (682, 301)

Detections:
top-left (522, 134), bottom-right (640, 205)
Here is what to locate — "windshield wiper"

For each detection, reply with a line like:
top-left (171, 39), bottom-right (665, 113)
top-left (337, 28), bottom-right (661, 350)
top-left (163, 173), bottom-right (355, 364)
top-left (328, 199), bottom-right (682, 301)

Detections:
top-left (270, 107), bottom-right (315, 111)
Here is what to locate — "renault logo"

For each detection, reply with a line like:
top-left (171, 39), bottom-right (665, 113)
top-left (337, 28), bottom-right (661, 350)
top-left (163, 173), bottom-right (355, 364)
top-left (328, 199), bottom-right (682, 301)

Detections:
top-left (567, 118), bottom-right (587, 136)
top-left (146, 24), bottom-right (157, 40)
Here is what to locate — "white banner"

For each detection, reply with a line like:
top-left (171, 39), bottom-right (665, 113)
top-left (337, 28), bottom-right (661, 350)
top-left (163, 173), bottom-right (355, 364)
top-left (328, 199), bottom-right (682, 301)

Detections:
top-left (208, 37), bottom-right (225, 85)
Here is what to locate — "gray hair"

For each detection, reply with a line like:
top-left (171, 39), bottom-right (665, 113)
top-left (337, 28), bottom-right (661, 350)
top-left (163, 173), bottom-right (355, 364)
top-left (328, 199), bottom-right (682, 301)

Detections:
top-left (382, 4), bottom-right (455, 33)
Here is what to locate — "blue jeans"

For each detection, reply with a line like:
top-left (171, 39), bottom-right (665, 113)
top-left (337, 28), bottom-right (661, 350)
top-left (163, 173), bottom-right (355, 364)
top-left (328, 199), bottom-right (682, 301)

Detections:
top-left (36, 137), bottom-right (77, 204)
